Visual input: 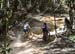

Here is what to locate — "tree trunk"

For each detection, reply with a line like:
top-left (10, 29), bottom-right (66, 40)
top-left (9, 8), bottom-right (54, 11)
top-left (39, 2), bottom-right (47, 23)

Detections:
top-left (69, 3), bottom-right (74, 33)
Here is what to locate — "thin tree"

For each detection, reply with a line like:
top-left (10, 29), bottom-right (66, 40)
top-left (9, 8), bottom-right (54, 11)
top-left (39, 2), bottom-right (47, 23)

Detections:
top-left (65, 0), bottom-right (75, 32)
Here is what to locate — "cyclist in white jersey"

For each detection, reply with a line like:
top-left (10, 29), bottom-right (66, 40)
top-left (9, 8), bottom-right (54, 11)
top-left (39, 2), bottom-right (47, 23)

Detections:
top-left (23, 22), bottom-right (30, 38)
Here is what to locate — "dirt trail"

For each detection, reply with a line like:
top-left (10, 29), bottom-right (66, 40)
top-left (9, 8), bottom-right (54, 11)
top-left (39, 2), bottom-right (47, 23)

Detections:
top-left (10, 34), bottom-right (48, 54)
top-left (10, 33), bottom-right (75, 54)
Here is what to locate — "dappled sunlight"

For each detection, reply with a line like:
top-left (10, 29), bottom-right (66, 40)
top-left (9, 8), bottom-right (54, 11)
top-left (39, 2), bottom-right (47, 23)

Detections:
top-left (13, 41), bottom-right (32, 48)
top-left (17, 48), bottom-right (34, 54)
top-left (10, 33), bottom-right (48, 54)
top-left (16, 47), bottom-right (45, 54)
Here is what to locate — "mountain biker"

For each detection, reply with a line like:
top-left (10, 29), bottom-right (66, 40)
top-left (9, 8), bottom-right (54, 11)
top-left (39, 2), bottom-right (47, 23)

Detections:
top-left (23, 22), bottom-right (30, 37)
top-left (42, 23), bottom-right (49, 41)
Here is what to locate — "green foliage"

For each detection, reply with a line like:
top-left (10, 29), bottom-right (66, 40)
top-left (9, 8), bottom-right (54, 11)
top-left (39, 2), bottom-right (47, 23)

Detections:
top-left (12, 0), bottom-right (19, 12)
top-left (0, 42), bottom-right (12, 54)
top-left (68, 35), bottom-right (75, 42)
top-left (65, 0), bottom-right (75, 7)
top-left (48, 0), bottom-right (53, 7)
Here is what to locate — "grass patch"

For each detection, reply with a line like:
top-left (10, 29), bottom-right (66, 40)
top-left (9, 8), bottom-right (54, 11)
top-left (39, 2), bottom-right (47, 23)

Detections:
top-left (68, 35), bottom-right (75, 42)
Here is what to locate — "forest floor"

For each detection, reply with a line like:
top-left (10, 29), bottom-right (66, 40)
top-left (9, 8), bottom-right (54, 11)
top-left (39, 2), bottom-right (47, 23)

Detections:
top-left (9, 15), bottom-right (75, 54)
top-left (9, 33), bottom-right (75, 54)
